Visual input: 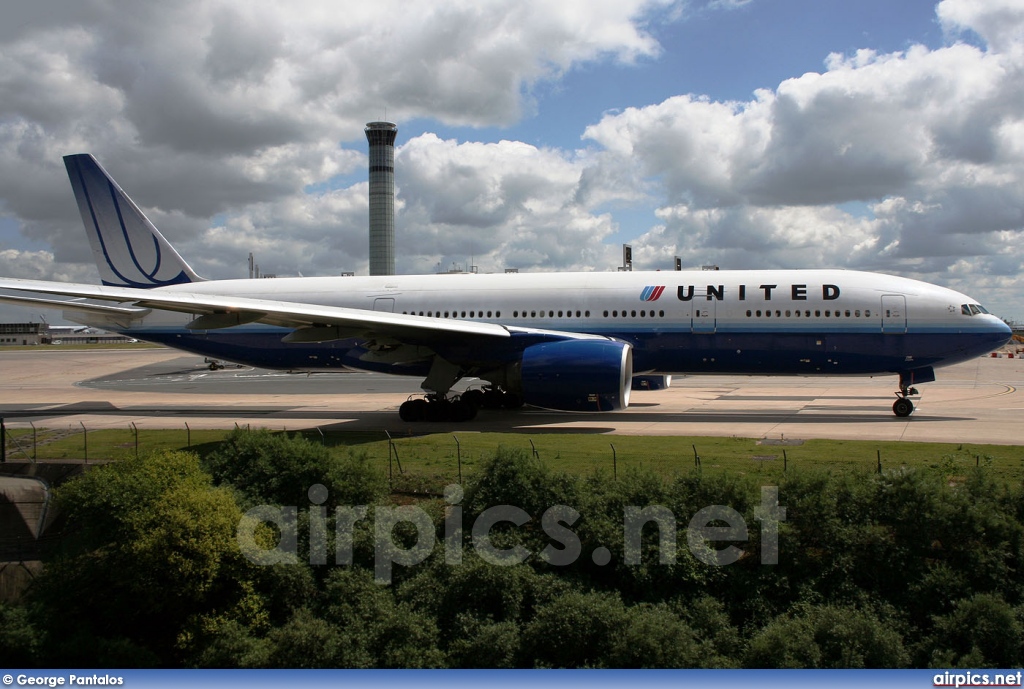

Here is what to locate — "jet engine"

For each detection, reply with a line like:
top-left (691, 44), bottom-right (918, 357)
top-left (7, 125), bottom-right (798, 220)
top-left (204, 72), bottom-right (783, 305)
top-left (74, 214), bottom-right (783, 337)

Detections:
top-left (516, 340), bottom-right (632, 411)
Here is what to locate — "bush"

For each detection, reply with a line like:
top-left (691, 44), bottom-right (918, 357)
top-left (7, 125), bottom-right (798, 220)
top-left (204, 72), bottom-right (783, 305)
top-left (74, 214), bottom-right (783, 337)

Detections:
top-left (744, 604), bottom-right (909, 668)
top-left (203, 428), bottom-right (387, 508)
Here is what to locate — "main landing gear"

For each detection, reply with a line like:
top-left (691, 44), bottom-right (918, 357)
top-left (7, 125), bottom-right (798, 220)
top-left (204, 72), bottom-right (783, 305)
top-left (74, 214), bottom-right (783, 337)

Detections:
top-left (460, 387), bottom-right (523, 411)
top-left (892, 385), bottom-right (919, 418)
top-left (399, 394), bottom-right (477, 422)
top-left (397, 387), bottom-right (524, 422)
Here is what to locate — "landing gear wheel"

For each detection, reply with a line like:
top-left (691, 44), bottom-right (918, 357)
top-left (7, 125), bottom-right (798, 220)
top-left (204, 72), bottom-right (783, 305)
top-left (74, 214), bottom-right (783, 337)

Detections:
top-left (892, 397), bottom-right (914, 418)
top-left (461, 389), bottom-right (485, 409)
top-left (449, 398), bottom-right (477, 422)
top-left (399, 396), bottom-right (477, 422)
top-left (399, 398), bottom-right (428, 422)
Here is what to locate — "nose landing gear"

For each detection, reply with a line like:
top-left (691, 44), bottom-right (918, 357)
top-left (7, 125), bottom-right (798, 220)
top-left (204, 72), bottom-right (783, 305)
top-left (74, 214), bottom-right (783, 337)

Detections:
top-left (892, 386), bottom-right (919, 418)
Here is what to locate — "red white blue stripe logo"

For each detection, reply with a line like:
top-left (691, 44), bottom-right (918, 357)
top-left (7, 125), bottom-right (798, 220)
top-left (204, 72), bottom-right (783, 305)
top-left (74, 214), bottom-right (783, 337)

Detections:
top-left (640, 286), bottom-right (665, 302)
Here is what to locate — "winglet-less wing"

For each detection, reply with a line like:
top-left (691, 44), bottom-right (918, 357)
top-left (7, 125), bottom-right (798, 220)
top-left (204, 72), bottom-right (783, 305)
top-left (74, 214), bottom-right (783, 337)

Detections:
top-left (0, 292), bottom-right (151, 318)
top-left (0, 277), bottom-right (513, 342)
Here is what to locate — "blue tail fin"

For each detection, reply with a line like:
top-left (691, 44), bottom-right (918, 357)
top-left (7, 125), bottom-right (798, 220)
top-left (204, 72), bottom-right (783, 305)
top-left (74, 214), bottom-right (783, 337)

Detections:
top-left (64, 153), bottom-right (204, 287)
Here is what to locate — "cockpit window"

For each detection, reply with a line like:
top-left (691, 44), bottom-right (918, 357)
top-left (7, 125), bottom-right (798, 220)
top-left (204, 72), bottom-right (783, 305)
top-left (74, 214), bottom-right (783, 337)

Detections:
top-left (962, 303), bottom-right (991, 316)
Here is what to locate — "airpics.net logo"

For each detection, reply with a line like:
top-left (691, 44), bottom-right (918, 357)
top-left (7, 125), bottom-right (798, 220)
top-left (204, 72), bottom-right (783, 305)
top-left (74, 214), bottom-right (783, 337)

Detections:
top-left (236, 484), bottom-right (786, 583)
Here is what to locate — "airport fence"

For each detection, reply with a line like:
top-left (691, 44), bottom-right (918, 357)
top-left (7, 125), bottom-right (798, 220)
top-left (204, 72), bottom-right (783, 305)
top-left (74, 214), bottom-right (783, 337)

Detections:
top-left (0, 418), bottom-right (1012, 494)
top-left (0, 419), bottom-right (761, 489)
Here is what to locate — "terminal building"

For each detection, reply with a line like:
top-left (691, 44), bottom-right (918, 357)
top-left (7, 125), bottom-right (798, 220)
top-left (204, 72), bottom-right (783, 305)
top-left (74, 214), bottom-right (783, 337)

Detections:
top-left (0, 323), bottom-right (136, 346)
top-left (0, 323), bottom-right (47, 346)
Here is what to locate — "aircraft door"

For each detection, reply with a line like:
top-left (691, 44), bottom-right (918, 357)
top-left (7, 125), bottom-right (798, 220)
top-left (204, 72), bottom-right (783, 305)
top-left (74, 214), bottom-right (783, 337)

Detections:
top-left (691, 301), bottom-right (716, 333)
top-left (373, 298), bottom-right (396, 313)
top-left (881, 295), bottom-right (907, 334)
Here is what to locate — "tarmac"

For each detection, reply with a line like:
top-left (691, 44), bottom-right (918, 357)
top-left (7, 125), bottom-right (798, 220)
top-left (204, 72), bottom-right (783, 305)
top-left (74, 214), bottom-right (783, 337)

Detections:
top-left (0, 346), bottom-right (1022, 445)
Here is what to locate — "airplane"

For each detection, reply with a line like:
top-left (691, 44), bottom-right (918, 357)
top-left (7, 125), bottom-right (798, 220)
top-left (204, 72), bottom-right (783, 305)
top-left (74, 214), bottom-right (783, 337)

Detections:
top-left (0, 154), bottom-right (1012, 421)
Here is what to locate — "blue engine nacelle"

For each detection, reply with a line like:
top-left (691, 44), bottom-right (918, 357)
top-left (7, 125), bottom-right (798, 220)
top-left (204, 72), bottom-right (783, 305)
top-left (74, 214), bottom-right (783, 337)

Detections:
top-left (519, 340), bottom-right (633, 411)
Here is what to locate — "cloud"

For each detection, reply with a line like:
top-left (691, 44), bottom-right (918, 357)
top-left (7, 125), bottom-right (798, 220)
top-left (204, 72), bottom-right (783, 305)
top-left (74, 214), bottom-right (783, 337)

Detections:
top-left (395, 134), bottom-right (619, 271)
top-left (2, 0), bottom-right (1024, 324)
top-left (938, 0), bottom-right (1024, 53)
top-left (0, 0), bottom-right (671, 291)
top-left (581, 0), bottom-right (1024, 317)
top-left (0, 248), bottom-right (96, 282)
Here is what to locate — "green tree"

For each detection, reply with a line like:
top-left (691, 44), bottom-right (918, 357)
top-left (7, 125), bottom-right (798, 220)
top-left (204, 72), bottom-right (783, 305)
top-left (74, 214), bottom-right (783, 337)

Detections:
top-left (608, 603), bottom-right (701, 668)
top-left (924, 594), bottom-right (1023, 668)
top-left (0, 602), bottom-right (41, 666)
top-left (447, 613), bottom-right (520, 668)
top-left (744, 604), bottom-right (909, 668)
top-left (30, 450), bottom-right (278, 666)
top-left (203, 428), bottom-right (387, 508)
top-left (318, 567), bottom-right (445, 668)
top-left (520, 589), bottom-right (630, 667)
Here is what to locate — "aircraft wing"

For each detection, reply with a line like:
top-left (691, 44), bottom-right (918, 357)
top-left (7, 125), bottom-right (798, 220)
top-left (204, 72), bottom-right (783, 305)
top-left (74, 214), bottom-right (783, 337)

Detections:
top-left (0, 277), bottom-right (603, 347)
top-left (0, 292), bottom-right (152, 318)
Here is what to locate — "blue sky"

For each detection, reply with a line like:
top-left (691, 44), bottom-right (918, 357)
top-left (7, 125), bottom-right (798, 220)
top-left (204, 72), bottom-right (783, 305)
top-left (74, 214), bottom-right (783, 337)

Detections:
top-left (0, 0), bottom-right (1021, 321)
top-left (398, 0), bottom-right (956, 151)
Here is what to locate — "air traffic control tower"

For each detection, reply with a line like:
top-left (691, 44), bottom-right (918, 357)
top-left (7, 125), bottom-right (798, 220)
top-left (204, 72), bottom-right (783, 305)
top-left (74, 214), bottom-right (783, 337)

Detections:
top-left (365, 121), bottom-right (397, 276)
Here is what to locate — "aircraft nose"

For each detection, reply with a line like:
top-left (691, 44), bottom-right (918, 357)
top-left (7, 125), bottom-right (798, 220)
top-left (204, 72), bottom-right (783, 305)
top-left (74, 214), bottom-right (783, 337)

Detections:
top-left (989, 316), bottom-right (1013, 346)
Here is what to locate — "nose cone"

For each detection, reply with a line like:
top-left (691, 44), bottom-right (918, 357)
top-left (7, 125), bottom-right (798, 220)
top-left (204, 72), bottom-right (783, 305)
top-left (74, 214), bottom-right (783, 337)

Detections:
top-left (986, 316), bottom-right (1014, 350)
